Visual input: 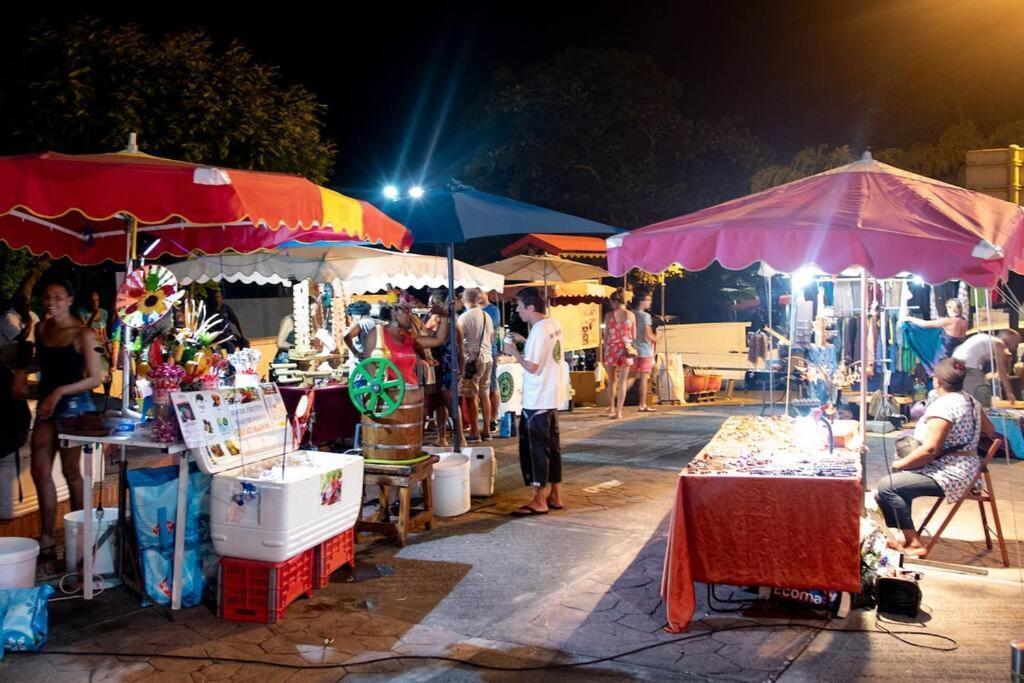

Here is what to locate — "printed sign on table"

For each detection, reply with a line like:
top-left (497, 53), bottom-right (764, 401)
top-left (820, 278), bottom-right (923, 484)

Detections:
top-left (172, 383), bottom-right (290, 473)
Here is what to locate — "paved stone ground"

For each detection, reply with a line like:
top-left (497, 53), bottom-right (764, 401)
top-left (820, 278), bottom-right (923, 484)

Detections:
top-left (1, 402), bottom-right (1022, 681)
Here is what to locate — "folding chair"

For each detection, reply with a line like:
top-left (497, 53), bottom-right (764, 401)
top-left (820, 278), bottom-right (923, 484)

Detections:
top-left (916, 438), bottom-right (1010, 567)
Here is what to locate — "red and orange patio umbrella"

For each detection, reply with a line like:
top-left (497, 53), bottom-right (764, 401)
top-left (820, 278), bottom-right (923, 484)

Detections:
top-left (0, 147), bottom-right (412, 265)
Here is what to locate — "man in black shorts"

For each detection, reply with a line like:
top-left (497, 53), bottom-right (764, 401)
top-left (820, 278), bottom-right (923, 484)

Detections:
top-left (502, 287), bottom-right (567, 516)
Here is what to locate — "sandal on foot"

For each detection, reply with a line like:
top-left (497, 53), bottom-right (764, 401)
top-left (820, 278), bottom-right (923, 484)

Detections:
top-left (510, 505), bottom-right (548, 517)
top-left (546, 501), bottom-right (564, 510)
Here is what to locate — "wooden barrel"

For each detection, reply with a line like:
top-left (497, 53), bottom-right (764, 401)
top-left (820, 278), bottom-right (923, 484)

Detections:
top-left (361, 384), bottom-right (424, 461)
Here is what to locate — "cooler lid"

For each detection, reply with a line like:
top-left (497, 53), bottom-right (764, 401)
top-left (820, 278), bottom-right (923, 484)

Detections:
top-left (171, 383), bottom-right (296, 475)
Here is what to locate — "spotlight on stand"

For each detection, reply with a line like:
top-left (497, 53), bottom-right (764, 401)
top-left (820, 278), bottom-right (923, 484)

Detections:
top-left (382, 185), bottom-right (400, 201)
top-left (408, 185), bottom-right (425, 200)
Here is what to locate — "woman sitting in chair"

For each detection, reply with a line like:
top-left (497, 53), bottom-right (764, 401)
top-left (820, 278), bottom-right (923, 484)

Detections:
top-left (875, 357), bottom-right (996, 557)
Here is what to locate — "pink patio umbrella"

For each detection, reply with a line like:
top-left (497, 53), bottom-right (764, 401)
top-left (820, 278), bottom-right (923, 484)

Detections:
top-left (607, 152), bottom-right (1024, 288)
top-left (607, 152), bottom-right (1024, 456)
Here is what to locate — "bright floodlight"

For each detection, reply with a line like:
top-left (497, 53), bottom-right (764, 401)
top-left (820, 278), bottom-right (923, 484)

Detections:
top-left (408, 185), bottom-right (425, 199)
top-left (790, 266), bottom-right (816, 291)
top-left (382, 185), bottom-right (400, 201)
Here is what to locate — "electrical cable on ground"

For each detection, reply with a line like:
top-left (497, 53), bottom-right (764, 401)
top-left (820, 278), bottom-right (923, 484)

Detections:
top-left (16, 619), bottom-right (957, 673)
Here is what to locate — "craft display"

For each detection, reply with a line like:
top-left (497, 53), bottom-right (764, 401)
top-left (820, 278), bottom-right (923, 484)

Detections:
top-left (684, 415), bottom-right (860, 478)
top-left (115, 264), bottom-right (185, 328)
top-left (227, 348), bottom-right (262, 387)
top-left (292, 280), bottom-right (312, 355)
top-left (148, 363), bottom-right (187, 443)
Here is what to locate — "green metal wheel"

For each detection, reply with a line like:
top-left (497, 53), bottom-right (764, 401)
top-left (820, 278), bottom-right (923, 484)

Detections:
top-left (348, 357), bottom-right (406, 418)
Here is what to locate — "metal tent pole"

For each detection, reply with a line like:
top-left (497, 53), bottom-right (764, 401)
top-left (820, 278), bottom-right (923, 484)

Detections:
top-left (859, 270), bottom-right (869, 488)
top-left (767, 274), bottom-right (774, 413)
top-left (984, 289), bottom-right (999, 400)
top-left (447, 243), bottom-right (463, 452)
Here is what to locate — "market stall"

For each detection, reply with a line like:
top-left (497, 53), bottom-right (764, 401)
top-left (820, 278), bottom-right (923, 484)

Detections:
top-left (608, 152), bottom-right (1024, 631)
top-left (661, 415), bottom-right (863, 631)
top-left (0, 141), bottom-right (412, 619)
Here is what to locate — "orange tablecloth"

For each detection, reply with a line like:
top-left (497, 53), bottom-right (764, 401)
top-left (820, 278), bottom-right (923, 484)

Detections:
top-left (661, 470), bottom-right (862, 632)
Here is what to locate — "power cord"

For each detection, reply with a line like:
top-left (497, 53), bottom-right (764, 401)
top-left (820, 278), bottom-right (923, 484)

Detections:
top-left (17, 618), bottom-right (957, 672)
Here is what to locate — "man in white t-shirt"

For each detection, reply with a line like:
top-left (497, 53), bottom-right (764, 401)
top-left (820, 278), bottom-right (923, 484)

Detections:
top-left (457, 288), bottom-right (495, 442)
top-left (951, 329), bottom-right (1020, 406)
top-left (503, 287), bottom-right (567, 516)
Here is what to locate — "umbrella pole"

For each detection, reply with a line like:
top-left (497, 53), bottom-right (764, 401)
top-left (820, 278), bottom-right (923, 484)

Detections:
top-left (984, 290), bottom-right (999, 400)
top-left (447, 243), bottom-right (463, 453)
top-left (120, 215), bottom-right (138, 416)
top-left (766, 274), bottom-right (774, 413)
top-left (859, 270), bottom-right (868, 489)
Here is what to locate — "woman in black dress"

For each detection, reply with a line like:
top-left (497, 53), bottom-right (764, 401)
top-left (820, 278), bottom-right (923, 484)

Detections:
top-left (30, 280), bottom-right (103, 561)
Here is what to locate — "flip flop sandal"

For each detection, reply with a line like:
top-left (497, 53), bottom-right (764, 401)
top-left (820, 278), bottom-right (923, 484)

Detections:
top-left (546, 502), bottom-right (564, 510)
top-left (510, 505), bottom-right (548, 517)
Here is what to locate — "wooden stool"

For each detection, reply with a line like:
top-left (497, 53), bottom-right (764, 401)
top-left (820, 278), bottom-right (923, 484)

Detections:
top-left (357, 455), bottom-right (439, 546)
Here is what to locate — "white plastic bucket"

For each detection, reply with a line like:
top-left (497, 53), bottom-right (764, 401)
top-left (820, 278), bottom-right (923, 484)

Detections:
top-left (432, 453), bottom-right (471, 517)
top-left (469, 450), bottom-right (496, 497)
top-left (0, 537), bottom-right (39, 588)
top-left (64, 507), bottom-right (120, 586)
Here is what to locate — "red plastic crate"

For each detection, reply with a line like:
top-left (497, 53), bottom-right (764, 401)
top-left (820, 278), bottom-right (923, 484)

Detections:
top-left (218, 548), bottom-right (314, 624)
top-left (314, 528), bottom-right (356, 588)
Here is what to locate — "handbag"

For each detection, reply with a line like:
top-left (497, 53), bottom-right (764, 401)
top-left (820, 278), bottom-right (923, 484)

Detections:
top-left (463, 311), bottom-right (488, 380)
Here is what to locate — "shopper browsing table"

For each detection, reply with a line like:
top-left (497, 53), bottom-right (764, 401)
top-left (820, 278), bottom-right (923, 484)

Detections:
top-left (504, 287), bottom-right (567, 516)
top-left (951, 329), bottom-right (1020, 406)
top-left (875, 358), bottom-right (996, 558)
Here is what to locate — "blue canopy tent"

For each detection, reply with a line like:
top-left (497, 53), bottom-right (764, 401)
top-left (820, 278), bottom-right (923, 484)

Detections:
top-left (376, 180), bottom-right (623, 450)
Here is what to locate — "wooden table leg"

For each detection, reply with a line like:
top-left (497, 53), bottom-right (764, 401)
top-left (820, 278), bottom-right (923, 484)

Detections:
top-left (376, 484), bottom-right (390, 522)
top-left (421, 473), bottom-right (434, 531)
top-left (397, 486), bottom-right (411, 546)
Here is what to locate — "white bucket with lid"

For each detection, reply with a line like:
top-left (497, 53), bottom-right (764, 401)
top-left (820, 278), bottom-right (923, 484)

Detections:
top-left (0, 537), bottom-right (39, 589)
top-left (432, 453), bottom-right (471, 517)
top-left (64, 507), bottom-right (121, 587)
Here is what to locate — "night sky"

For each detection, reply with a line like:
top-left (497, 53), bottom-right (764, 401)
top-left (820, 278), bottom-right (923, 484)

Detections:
top-left (8, 1), bottom-right (1024, 192)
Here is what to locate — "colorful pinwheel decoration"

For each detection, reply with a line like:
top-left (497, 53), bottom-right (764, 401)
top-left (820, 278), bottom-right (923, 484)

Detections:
top-left (116, 264), bottom-right (185, 328)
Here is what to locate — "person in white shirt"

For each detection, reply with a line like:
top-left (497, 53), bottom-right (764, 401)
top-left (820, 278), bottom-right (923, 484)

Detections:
top-left (951, 329), bottom-right (1020, 406)
top-left (503, 287), bottom-right (567, 516)
top-left (457, 288), bottom-right (495, 442)
top-left (0, 293), bottom-right (39, 347)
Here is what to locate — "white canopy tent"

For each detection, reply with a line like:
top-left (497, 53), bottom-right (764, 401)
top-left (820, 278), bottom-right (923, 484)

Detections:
top-left (167, 245), bottom-right (504, 294)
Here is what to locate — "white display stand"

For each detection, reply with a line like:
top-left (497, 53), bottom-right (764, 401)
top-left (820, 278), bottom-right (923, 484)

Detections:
top-left (171, 383), bottom-right (363, 562)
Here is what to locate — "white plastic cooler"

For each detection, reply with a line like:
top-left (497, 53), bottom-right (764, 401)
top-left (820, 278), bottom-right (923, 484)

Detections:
top-left (208, 450), bottom-right (362, 562)
top-left (173, 385), bottom-right (364, 563)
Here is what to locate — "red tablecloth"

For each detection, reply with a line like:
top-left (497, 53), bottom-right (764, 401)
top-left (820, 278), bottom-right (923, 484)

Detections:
top-left (661, 445), bottom-right (863, 632)
top-left (279, 384), bottom-right (360, 446)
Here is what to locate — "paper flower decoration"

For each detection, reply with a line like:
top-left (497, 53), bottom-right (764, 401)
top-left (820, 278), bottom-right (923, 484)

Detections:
top-left (116, 265), bottom-right (184, 328)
